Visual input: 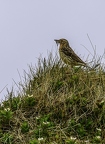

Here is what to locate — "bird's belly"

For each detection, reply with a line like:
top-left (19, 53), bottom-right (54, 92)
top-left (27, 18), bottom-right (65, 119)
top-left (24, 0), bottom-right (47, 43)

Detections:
top-left (59, 50), bottom-right (72, 65)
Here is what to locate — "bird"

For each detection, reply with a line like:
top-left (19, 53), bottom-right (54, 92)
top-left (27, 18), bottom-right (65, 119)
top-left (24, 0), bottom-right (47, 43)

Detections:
top-left (54, 38), bottom-right (89, 68)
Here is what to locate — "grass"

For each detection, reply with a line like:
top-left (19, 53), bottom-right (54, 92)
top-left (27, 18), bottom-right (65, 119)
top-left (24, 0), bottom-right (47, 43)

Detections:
top-left (0, 52), bottom-right (105, 144)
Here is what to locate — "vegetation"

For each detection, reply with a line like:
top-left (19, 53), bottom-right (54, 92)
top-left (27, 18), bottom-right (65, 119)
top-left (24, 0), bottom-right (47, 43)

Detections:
top-left (0, 52), bottom-right (105, 144)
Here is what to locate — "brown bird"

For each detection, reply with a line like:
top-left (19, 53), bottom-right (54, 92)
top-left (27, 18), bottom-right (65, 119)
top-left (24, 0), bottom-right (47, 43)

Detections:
top-left (54, 38), bottom-right (88, 67)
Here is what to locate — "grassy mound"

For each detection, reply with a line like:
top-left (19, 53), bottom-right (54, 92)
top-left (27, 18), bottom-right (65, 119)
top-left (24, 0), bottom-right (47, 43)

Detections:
top-left (0, 52), bottom-right (105, 144)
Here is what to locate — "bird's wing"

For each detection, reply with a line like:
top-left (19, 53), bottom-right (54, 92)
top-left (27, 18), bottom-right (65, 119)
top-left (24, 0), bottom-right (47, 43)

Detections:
top-left (61, 46), bottom-right (86, 64)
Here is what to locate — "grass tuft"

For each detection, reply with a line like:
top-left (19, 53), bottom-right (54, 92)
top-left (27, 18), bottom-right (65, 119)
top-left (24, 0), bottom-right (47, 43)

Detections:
top-left (0, 52), bottom-right (105, 143)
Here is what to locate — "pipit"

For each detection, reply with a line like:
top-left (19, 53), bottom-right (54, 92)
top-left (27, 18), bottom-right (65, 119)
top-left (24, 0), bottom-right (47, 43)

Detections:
top-left (54, 38), bottom-right (89, 67)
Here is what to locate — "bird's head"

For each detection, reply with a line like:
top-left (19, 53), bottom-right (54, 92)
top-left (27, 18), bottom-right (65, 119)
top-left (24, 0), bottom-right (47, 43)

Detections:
top-left (54, 38), bottom-right (69, 47)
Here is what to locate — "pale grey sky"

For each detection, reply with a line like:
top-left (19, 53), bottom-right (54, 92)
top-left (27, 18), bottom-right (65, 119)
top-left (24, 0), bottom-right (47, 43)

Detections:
top-left (0, 1), bottom-right (105, 101)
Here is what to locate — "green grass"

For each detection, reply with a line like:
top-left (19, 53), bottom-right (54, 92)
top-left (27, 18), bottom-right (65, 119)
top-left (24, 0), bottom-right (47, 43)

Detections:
top-left (0, 52), bottom-right (105, 144)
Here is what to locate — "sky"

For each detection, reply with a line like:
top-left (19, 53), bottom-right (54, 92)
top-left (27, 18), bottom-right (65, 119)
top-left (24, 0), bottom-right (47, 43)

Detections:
top-left (0, 0), bottom-right (105, 101)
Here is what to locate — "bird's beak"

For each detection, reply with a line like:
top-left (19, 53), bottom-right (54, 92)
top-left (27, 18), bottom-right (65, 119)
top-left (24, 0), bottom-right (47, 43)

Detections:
top-left (54, 39), bottom-right (59, 46)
